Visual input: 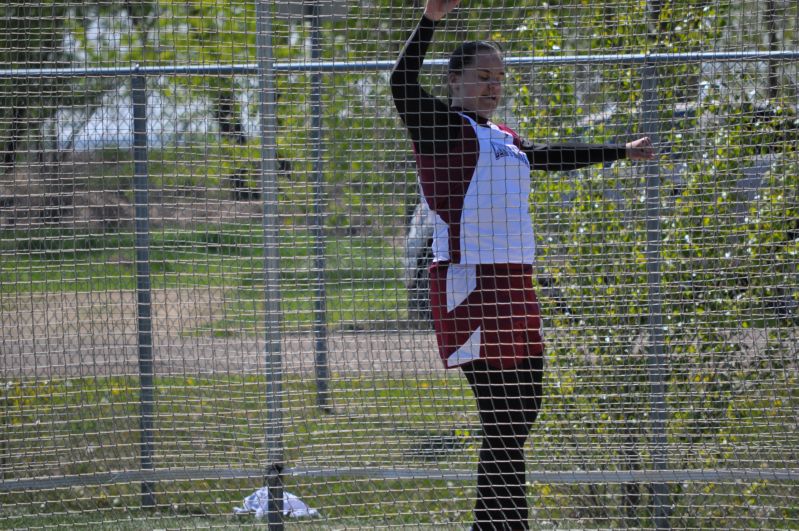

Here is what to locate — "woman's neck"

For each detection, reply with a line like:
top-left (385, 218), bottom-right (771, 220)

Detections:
top-left (450, 105), bottom-right (491, 124)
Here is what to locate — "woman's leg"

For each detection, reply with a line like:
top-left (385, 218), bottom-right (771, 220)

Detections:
top-left (462, 357), bottom-right (543, 531)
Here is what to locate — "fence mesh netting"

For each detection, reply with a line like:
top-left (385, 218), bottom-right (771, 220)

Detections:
top-left (1, 1), bottom-right (798, 529)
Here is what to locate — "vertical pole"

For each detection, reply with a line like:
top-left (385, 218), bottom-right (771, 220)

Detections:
top-left (766, 0), bottom-right (779, 100)
top-left (641, 62), bottom-right (670, 530)
top-left (1, 376), bottom-right (7, 484)
top-left (306, 2), bottom-right (331, 412)
top-left (256, 1), bottom-right (284, 529)
top-left (132, 71), bottom-right (156, 509)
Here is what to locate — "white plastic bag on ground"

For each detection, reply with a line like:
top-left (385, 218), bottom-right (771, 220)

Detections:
top-left (233, 487), bottom-right (319, 519)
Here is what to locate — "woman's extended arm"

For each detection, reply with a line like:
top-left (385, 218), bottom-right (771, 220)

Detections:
top-left (519, 136), bottom-right (654, 171)
top-left (520, 141), bottom-right (628, 171)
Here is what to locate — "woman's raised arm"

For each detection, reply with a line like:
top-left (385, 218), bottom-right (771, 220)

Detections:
top-left (390, 2), bottom-right (464, 155)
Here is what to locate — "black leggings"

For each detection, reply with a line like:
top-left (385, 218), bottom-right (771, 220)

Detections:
top-left (461, 356), bottom-right (544, 531)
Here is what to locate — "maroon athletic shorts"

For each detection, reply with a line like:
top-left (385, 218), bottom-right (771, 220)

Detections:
top-left (428, 262), bottom-right (544, 370)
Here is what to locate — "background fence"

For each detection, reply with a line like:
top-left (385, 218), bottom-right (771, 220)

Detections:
top-left (1, 1), bottom-right (798, 529)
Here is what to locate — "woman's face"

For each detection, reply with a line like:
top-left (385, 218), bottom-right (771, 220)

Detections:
top-left (448, 50), bottom-right (505, 119)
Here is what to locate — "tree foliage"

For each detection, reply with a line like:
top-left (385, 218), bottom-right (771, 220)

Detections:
top-left (0, 1), bottom-right (74, 168)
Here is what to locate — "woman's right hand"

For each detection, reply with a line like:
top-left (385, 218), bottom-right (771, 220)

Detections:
top-left (424, 0), bottom-right (462, 22)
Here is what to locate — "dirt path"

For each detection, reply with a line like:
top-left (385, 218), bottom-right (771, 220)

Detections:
top-left (1, 288), bottom-right (441, 379)
top-left (4, 288), bottom-right (794, 380)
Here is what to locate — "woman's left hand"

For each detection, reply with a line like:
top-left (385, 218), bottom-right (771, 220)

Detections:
top-left (626, 137), bottom-right (656, 160)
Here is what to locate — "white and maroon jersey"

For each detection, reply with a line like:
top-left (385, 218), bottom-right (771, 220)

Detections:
top-left (427, 113), bottom-right (536, 264)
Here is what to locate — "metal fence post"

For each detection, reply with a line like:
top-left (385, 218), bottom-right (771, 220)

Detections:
top-left (641, 60), bottom-right (670, 529)
top-left (256, 1), bottom-right (284, 529)
top-left (306, 2), bottom-right (331, 412)
top-left (132, 70), bottom-right (156, 509)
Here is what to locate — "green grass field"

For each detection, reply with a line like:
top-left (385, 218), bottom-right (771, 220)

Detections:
top-left (0, 225), bottom-right (410, 333)
top-left (0, 373), bottom-right (475, 529)
top-left (3, 370), bottom-right (798, 529)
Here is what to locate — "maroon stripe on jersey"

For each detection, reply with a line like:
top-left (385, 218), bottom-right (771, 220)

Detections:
top-left (415, 120), bottom-right (479, 264)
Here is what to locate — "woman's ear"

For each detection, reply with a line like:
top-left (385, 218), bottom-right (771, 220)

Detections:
top-left (447, 72), bottom-right (461, 97)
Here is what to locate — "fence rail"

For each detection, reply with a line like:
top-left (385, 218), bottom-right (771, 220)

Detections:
top-left (3, 467), bottom-right (798, 494)
top-left (2, 49), bottom-right (799, 79)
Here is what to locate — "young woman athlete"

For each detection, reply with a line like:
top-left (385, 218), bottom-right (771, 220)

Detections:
top-left (391, 1), bottom-right (655, 529)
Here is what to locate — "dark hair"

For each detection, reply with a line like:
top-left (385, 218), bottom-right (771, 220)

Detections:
top-left (447, 41), bottom-right (504, 104)
top-left (448, 40), bottom-right (504, 74)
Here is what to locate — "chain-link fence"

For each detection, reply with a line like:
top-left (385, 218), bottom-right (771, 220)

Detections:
top-left (1, 1), bottom-right (798, 529)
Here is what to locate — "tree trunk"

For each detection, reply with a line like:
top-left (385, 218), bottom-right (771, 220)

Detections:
top-left (1, 106), bottom-right (27, 170)
top-left (215, 89), bottom-right (248, 145)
